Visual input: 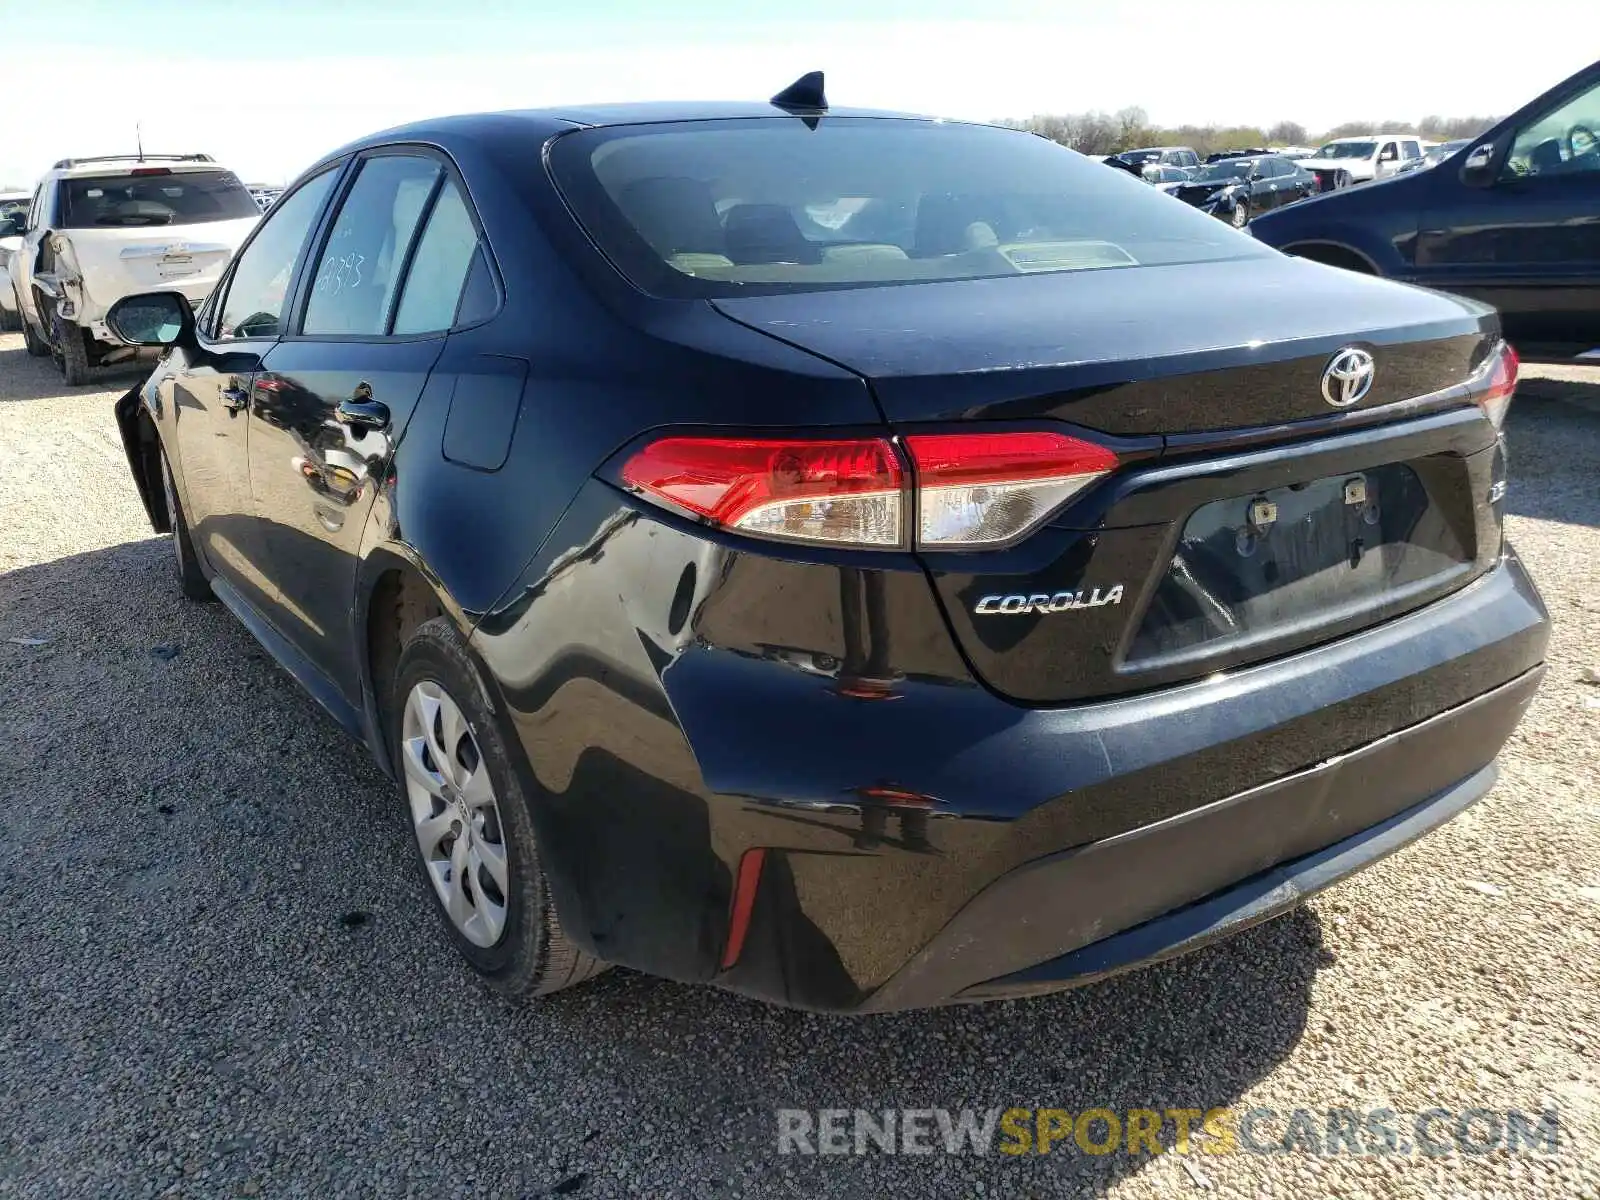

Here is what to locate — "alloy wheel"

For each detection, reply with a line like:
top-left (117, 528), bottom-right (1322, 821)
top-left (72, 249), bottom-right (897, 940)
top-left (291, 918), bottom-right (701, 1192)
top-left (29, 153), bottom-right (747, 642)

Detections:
top-left (401, 680), bottom-right (511, 948)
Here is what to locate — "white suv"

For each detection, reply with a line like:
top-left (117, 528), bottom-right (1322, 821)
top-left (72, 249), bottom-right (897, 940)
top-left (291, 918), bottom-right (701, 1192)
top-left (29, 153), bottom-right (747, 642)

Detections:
top-left (1292, 135), bottom-right (1425, 191)
top-left (2, 155), bottom-right (258, 383)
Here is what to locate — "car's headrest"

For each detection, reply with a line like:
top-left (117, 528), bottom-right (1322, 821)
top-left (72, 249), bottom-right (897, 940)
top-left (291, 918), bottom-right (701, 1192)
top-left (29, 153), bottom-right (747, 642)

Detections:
top-left (617, 176), bottom-right (725, 257)
top-left (722, 204), bottom-right (820, 265)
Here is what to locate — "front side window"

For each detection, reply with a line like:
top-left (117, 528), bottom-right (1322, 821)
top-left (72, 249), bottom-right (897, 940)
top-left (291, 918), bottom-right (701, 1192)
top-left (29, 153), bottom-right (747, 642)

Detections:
top-left (59, 169), bottom-right (259, 228)
top-left (303, 155), bottom-right (441, 336)
top-left (1378, 142), bottom-right (1399, 163)
top-left (549, 118), bottom-right (1272, 298)
top-left (216, 169), bottom-right (339, 341)
top-left (391, 180), bottom-right (485, 334)
top-left (1504, 77), bottom-right (1600, 178)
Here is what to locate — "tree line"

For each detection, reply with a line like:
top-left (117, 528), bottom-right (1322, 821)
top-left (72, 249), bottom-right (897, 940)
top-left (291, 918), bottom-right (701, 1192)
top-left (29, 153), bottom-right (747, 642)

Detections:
top-left (998, 107), bottom-right (1499, 158)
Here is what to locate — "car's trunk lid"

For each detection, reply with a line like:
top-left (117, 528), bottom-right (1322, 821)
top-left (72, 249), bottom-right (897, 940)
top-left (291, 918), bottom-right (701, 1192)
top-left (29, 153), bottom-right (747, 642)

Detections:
top-left (713, 254), bottom-right (1505, 705)
top-left (57, 216), bottom-right (257, 308)
top-left (711, 254), bottom-right (1494, 434)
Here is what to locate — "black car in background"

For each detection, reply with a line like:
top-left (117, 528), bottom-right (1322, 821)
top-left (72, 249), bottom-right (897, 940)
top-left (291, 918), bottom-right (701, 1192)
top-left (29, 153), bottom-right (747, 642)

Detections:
top-left (104, 78), bottom-right (1545, 1013)
top-left (1110, 145), bottom-right (1201, 170)
top-left (1251, 57), bottom-right (1600, 357)
top-left (1173, 155), bottom-right (1317, 227)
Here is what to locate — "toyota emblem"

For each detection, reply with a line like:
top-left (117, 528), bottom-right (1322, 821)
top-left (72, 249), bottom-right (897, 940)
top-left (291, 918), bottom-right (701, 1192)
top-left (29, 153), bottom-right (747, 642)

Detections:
top-left (1322, 348), bottom-right (1376, 408)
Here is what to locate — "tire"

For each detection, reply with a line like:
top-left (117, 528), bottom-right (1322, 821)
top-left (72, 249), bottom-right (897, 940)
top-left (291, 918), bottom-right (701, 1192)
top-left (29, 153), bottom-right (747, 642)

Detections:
top-left (391, 616), bottom-right (605, 999)
top-left (1230, 199), bottom-right (1251, 229)
top-left (160, 447), bottom-right (213, 602)
top-left (56, 321), bottom-right (93, 386)
top-left (20, 310), bottom-right (50, 357)
top-left (1335, 170), bottom-right (1352, 189)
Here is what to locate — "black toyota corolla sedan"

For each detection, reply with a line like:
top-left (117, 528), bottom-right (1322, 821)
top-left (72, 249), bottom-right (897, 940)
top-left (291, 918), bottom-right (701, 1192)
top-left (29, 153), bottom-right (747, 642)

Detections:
top-left (107, 75), bottom-right (1548, 1012)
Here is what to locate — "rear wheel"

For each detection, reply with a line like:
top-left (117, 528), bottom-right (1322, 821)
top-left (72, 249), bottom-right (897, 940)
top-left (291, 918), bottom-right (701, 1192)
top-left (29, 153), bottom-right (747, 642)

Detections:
top-left (1335, 170), bottom-right (1352, 189)
top-left (160, 448), bottom-right (213, 602)
top-left (392, 617), bottom-right (605, 999)
top-left (1230, 199), bottom-right (1251, 229)
top-left (55, 321), bottom-right (93, 386)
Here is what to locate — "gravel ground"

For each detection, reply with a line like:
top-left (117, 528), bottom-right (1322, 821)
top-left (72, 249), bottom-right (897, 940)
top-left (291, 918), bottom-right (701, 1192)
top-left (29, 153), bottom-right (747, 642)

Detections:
top-left (1, 335), bottom-right (1597, 1199)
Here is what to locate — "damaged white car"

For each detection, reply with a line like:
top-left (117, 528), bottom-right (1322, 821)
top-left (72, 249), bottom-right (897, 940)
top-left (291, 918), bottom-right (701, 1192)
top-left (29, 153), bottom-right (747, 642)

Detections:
top-left (4, 155), bottom-right (257, 383)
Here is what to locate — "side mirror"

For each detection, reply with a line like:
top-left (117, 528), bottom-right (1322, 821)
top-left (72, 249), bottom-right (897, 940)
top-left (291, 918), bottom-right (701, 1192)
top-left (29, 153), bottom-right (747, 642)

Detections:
top-left (0, 214), bottom-right (22, 238)
top-left (1249, 168), bottom-right (1264, 181)
top-left (1460, 142), bottom-right (1498, 187)
top-left (106, 290), bottom-right (195, 347)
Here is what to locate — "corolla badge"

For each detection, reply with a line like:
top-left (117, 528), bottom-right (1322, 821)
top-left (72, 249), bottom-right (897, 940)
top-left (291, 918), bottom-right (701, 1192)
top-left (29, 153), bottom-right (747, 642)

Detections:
top-left (974, 586), bottom-right (1124, 616)
top-left (1321, 347), bottom-right (1376, 408)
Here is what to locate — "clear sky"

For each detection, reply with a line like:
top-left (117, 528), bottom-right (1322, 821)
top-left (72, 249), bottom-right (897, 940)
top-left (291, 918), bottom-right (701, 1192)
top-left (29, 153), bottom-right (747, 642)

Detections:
top-left (3, 0), bottom-right (1592, 187)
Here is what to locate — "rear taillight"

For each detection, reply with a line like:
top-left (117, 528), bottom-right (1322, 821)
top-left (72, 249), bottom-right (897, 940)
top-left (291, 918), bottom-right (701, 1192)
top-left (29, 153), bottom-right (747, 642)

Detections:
top-left (619, 436), bottom-right (905, 547)
top-left (619, 430), bottom-right (1118, 551)
top-left (904, 431), bottom-right (1119, 548)
top-left (1474, 341), bottom-right (1519, 429)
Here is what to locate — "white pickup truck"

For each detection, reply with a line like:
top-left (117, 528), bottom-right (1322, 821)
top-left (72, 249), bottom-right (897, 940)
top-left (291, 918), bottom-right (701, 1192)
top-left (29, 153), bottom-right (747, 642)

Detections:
top-left (3, 155), bottom-right (258, 382)
top-left (1292, 135), bottom-right (1426, 192)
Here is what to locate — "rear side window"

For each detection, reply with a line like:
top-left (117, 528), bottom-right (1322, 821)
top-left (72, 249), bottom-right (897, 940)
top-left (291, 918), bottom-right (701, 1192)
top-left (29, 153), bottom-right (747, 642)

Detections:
top-left (549, 118), bottom-right (1271, 298)
top-left (391, 180), bottom-right (486, 334)
top-left (60, 170), bottom-right (259, 228)
top-left (304, 155), bottom-right (441, 336)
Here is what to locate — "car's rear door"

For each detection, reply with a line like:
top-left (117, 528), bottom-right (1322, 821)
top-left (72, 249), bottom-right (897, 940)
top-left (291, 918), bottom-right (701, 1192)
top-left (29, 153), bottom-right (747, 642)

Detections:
top-left (248, 150), bottom-right (487, 698)
top-left (163, 167), bottom-right (341, 613)
top-left (1415, 68), bottom-right (1600, 347)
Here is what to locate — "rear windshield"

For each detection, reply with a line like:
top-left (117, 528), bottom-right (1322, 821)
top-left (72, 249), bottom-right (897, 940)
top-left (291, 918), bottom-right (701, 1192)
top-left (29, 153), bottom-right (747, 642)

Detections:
top-left (548, 118), bottom-right (1272, 298)
top-left (60, 170), bottom-right (259, 228)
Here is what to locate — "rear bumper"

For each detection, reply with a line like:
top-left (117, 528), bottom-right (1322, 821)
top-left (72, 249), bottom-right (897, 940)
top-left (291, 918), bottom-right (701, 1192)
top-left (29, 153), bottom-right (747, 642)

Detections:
top-left (961, 761), bottom-right (1498, 1002)
top-left (475, 485), bottom-right (1548, 1012)
top-left (889, 669), bottom-right (1535, 1009)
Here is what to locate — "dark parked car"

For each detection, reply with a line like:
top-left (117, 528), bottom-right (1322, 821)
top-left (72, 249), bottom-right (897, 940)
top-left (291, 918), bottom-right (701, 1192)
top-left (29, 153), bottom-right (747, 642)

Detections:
top-left (1205, 147), bottom-right (1271, 163)
top-left (1172, 155), bottom-right (1318, 226)
top-left (107, 76), bottom-right (1547, 1013)
top-left (1111, 145), bottom-right (1201, 170)
top-left (1252, 58), bottom-right (1600, 357)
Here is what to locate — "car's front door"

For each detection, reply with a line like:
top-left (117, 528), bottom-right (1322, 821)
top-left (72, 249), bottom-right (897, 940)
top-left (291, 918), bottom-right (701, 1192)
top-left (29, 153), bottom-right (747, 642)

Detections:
top-left (1253, 159), bottom-right (1284, 211)
top-left (1414, 70), bottom-right (1600, 347)
top-left (248, 152), bottom-right (485, 697)
top-left (164, 168), bottom-right (341, 611)
top-left (1373, 141), bottom-right (1401, 180)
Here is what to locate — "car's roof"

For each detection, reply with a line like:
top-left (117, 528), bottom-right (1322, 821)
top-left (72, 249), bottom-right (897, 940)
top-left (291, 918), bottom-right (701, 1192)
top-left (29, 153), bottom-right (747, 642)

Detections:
top-left (47, 156), bottom-right (232, 178)
top-left (1322, 133), bottom-right (1414, 143)
top-left (310, 102), bottom-right (971, 172)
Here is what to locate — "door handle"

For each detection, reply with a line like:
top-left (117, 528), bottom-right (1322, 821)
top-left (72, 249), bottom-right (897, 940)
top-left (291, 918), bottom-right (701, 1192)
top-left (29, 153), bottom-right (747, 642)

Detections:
top-left (336, 396), bottom-right (390, 431)
top-left (221, 381), bottom-right (250, 411)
